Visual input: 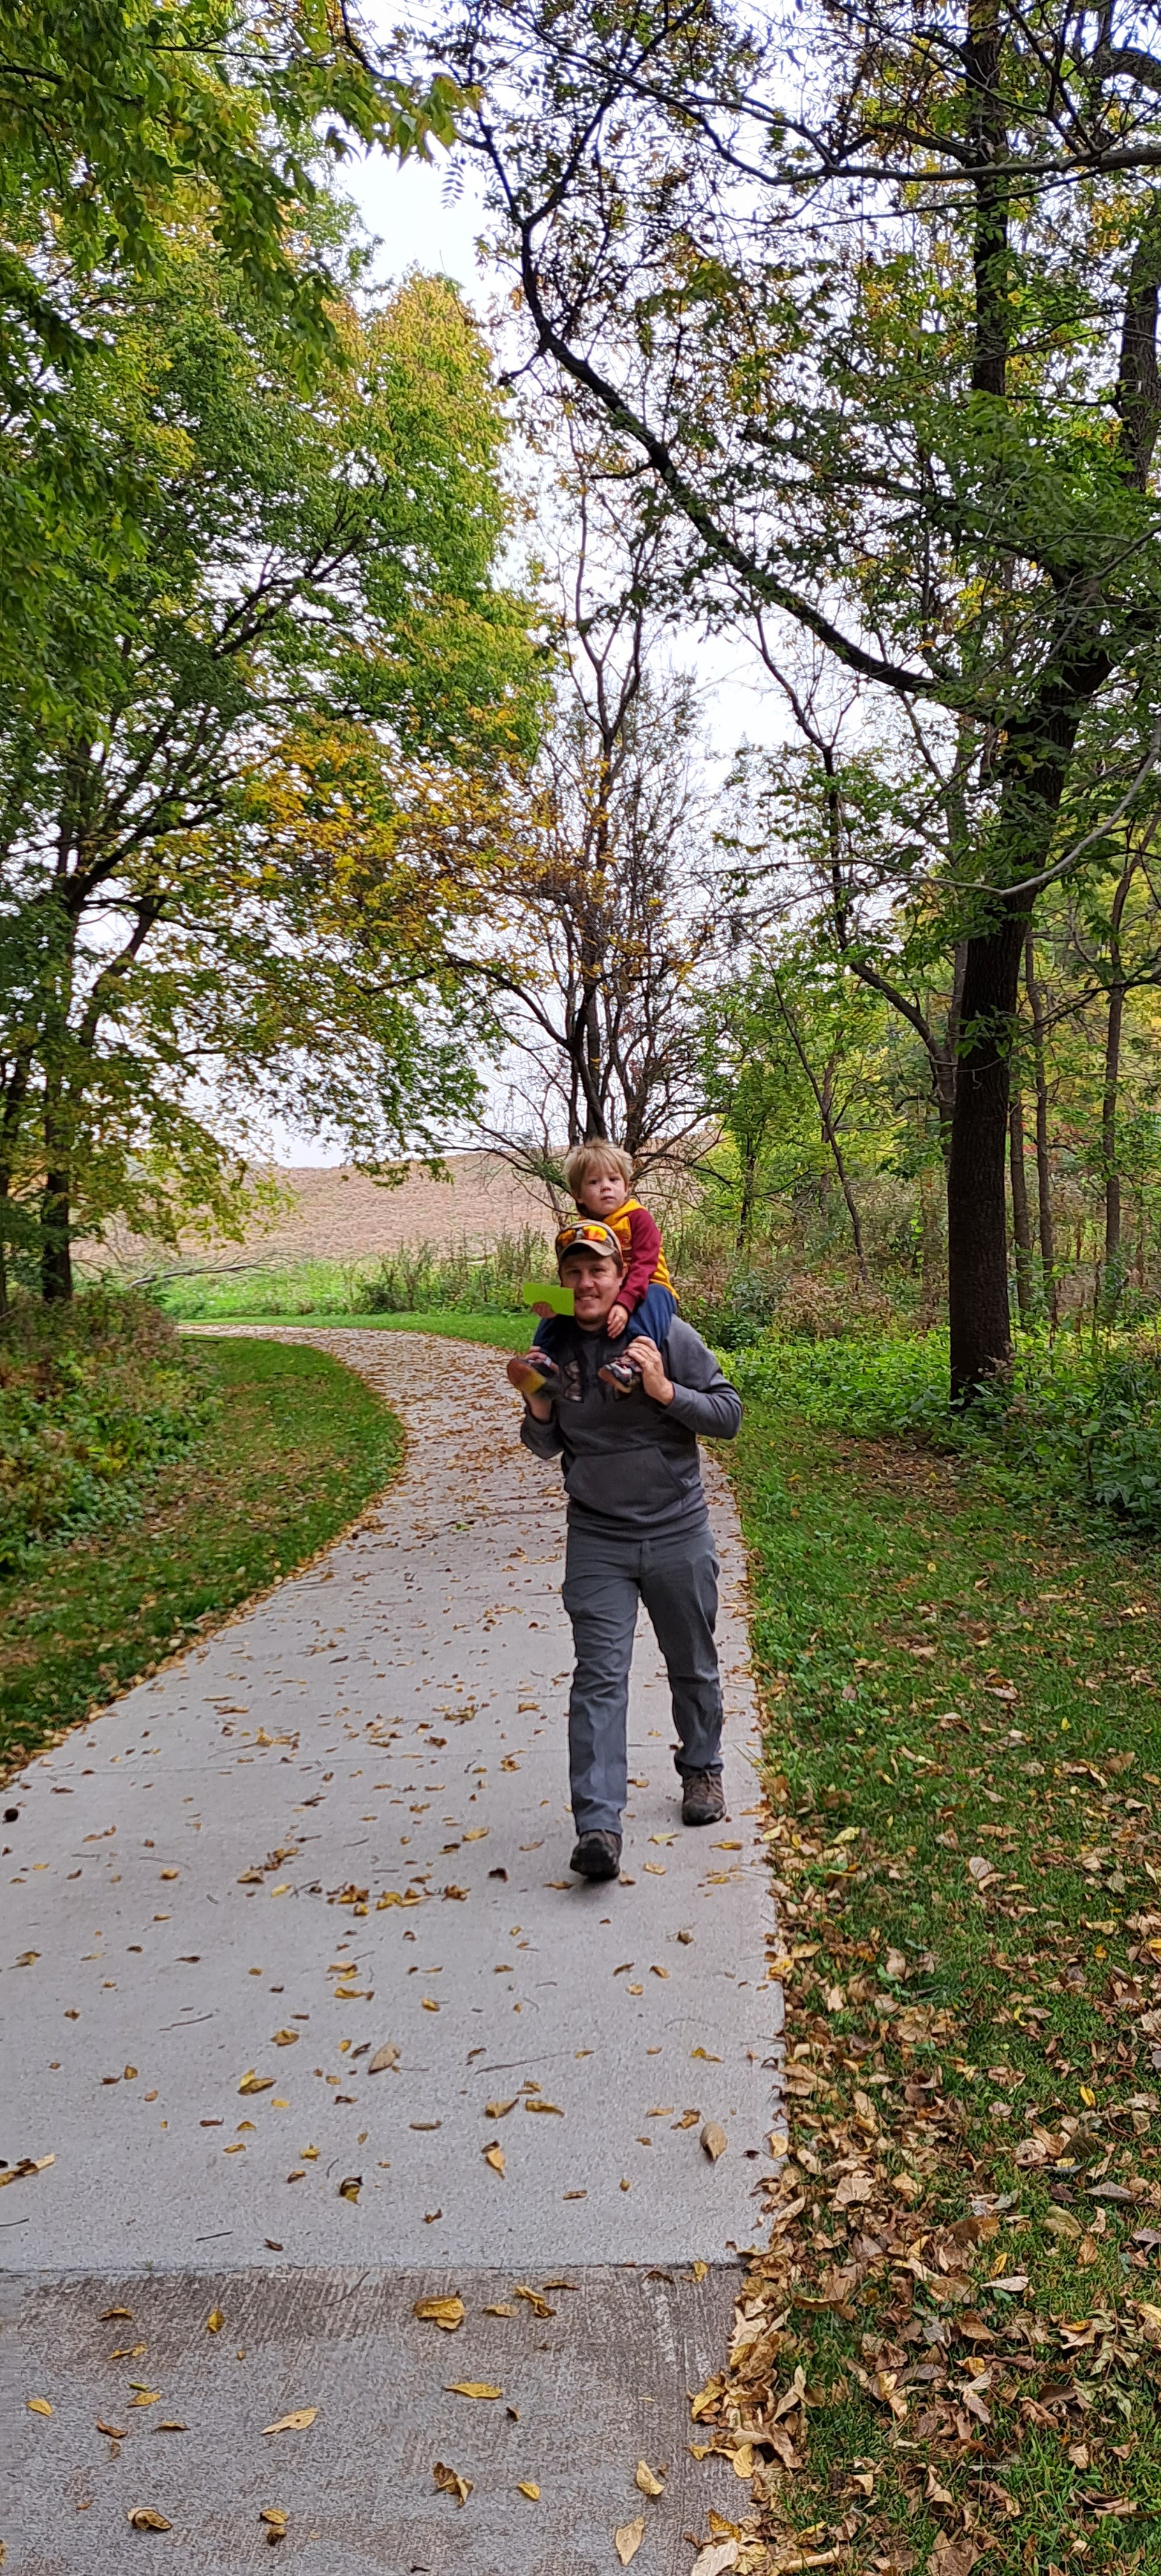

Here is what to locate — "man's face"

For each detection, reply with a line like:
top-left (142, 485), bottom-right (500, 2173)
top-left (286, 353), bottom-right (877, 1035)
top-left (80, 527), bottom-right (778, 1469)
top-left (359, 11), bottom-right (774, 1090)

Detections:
top-left (559, 1252), bottom-right (623, 1330)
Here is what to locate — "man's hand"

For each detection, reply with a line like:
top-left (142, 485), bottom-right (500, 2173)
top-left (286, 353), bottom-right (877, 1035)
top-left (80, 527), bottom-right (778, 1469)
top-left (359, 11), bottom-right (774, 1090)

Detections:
top-left (628, 1335), bottom-right (674, 1405)
top-left (607, 1300), bottom-right (629, 1339)
top-left (506, 1353), bottom-right (554, 1420)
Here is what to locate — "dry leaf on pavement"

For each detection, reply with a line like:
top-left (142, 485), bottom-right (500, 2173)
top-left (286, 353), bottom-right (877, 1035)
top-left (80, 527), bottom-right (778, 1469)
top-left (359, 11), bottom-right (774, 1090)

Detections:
top-left (271, 2030), bottom-right (299, 2046)
top-left (691, 2543), bottom-right (739, 2576)
top-left (337, 2174), bottom-right (361, 2202)
top-left (262, 2408), bottom-right (317, 2435)
top-left (369, 2043), bottom-right (399, 2073)
top-left (445, 2381), bottom-right (502, 2400)
top-left (700, 2122), bottom-right (728, 2162)
top-left (127, 2508), bottom-right (172, 2532)
top-left (238, 2069), bottom-right (274, 2096)
top-left (524, 2097), bottom-right (563, 2115)
top-left (517, 2480), bottom-right (541, 2499)
top-left (206, 2308), bottom-right (224, 2334)
top-left (414, 2295), bottom-right (465, 2332)
top-left (433, 2461), bottom-right (472, 2505)
top-left (26, 2398), bottom-right (51, 2416)
top-left (635, 2459), bottom-right (665, 2496)
top-left (483, 2142), bottom-right (506, 2174)
top-left (259, 2508), bottom-right (288, 2534)
top-left (615, 2517), bottom-right (646, 2565)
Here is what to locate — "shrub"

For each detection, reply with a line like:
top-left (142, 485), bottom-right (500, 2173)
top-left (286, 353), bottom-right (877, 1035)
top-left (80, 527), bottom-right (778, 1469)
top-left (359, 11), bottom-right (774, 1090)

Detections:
top-left (353, 1229), bottom-right (551, 1316)
top-left (0, 1291), bottom-right (213, 1569)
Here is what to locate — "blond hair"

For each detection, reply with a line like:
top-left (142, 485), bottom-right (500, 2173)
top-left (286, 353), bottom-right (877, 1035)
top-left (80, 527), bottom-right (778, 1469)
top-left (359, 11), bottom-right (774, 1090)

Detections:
top-left (564, 1139), bottom-right (634, 1199)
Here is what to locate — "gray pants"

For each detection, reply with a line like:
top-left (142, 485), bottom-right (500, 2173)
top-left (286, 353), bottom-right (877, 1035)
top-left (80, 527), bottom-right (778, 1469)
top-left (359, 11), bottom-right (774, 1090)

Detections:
top-left (561, 1518), bottom-right (723, 1835)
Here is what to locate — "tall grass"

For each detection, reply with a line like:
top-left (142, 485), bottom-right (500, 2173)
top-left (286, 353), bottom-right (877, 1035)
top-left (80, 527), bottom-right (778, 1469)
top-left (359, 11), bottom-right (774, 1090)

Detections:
top-left (0, 1290), bottom-right (213, 1569)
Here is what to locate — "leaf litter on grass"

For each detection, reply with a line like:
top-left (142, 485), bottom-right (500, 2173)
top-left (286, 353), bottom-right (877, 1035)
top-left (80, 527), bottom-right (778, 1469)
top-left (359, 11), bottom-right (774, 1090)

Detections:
top-left (698, 1399), bottom-right (1161, 2575)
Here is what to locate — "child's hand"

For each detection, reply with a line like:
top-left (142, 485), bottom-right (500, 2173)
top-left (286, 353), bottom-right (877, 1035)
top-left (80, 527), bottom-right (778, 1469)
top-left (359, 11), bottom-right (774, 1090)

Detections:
top-left (607, 1301), bottom-right (629, 1339)
top-left (531, 1301), bottom-right (556, 1319)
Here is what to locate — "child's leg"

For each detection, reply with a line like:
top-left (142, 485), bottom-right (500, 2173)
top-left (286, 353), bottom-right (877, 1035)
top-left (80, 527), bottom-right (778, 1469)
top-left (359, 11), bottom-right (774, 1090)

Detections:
top-left (623, 1283), bottom-right (678, 1344)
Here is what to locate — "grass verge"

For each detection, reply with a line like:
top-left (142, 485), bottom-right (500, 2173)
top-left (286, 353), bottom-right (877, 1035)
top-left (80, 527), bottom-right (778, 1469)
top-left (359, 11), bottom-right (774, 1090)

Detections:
top-left (695, 1396), bottom-right (1161, 2576)
top-left (0, 1340), bottom-right (400, 1780)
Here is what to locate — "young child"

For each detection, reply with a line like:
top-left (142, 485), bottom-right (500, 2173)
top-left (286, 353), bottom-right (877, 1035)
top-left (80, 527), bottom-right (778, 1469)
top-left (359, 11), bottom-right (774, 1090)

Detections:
top-left (535, 1141), bottom-right (677, 1390)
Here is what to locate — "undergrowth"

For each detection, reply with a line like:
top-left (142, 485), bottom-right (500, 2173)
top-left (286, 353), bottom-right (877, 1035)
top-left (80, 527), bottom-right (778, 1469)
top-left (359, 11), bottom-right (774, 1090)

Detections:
top-left (0, 1291), bottom-right (211, 1571)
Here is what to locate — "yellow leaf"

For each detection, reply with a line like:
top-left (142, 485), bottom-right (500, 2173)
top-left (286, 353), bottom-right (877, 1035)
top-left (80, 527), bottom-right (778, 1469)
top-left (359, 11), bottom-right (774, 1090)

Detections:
top-left (615, 2517), bottom-right (646, 2565)
top-left (433, 2461), bottom-right (472, 2506)
top-left (463, 1827), bottom-right (489, 1841)
top-left (711, 1841), bottom-right (743, 1850)
top-left (127, 2508), bottom-right (172, 2531)
top-left (446, 2381), bottom-right (502, 2400)
top-left (524, 2098), bottom-right (563, 2115)
top-left (421, 1998), bottom-right (440, 2012)
top-left (158, 1869), bottom-right (179, 1880)
top-left (238, 2069), bottom-right (274, 2095)
top-left (338, 2175), bottom-right (362, 2202)
top-left (691, 2259), bottom-right (709, 2282)
top-left (413, 2295), bottom-right (465, 2332)
top-left (691, 2048), bottom-right (721, 2063)
top-left (516, 2480), bottom-right (540, 2500)
top-left (128, 2390), bottom-right (161, 2408)
top-left (27, 2397), bottom-right (52, 2416)
top-left (259, 2508), bottom-right (288, 2532)
top-left (486, 2096), bottom-right (518, 2118)
top-left (272, 2030), bottom-right (299, 2047)
top-left (262, 2408), bottom-right (318, 2435)
top-left (635, 2459), bottom-right (665, 2496)
top-left (206, 2308), bottom-right (225, 2334)
top-left (483, 2143), bottom-right (506, 2175)
top-left (701, 2122), bottom-right (728, 2162)
top-left (100, 2307), bottom-right (132, 2320)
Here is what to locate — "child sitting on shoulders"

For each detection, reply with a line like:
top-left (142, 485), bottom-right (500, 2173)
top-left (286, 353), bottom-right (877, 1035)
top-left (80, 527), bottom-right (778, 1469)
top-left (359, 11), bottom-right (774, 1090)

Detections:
top-left (533, 1140), bottom-right (677, 1391)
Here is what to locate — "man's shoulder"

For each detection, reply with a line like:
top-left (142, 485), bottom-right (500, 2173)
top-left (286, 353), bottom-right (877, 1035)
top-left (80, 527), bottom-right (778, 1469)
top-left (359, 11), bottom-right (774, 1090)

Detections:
top-left (664, 1316), bottom-right (718, 1373)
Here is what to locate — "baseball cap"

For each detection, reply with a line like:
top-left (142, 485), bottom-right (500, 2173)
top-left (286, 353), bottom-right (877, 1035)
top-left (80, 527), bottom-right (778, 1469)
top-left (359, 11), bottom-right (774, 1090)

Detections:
top-left (554, 1220), bottom-right (623, 1266)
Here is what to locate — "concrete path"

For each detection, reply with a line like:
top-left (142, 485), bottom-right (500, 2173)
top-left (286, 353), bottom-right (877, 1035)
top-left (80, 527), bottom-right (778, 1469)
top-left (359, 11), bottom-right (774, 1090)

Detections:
top-left (2, 1330), bottom-right (781, 2575)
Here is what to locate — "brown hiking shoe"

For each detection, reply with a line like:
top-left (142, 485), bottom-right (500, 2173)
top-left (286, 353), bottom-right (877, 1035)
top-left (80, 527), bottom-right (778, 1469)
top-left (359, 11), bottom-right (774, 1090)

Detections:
top-left (681, 1769), bottom-right (726, 1827)
top-left (570, 1830), bottom-right (622, 1881)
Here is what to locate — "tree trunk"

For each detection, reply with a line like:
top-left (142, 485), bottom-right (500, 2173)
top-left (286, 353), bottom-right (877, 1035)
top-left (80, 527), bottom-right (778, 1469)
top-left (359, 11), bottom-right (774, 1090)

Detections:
top-left (1102, 856), bottom-right (1135, 1293)
top-left (40, 1168), bottom-right (73, 1303)
top-left (1009, 1087), bottom-right (1033, 1318)
top-left (1024, 930), bottom-right (1058, 1324)
top-left (736, 1142), bottom-right (759, 1255)
top-left (946, 906), bottom-right (1027, 1394)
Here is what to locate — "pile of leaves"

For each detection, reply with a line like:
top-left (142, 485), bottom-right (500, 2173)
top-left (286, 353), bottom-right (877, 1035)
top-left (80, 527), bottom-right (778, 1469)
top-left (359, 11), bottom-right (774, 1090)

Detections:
top-left (0, 1290), bottom-right (212, 1569)
top-left (694, 1396), bottom-right (1161, 2576)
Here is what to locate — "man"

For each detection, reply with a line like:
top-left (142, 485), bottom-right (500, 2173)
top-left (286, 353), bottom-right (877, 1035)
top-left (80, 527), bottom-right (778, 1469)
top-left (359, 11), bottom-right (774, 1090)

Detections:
top-left (507, 1220), bottom-right (743, 1882)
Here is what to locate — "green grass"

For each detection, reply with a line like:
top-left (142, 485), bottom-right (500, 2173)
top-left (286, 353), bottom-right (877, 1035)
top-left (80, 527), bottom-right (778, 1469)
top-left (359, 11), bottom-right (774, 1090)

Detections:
top-left (706, 1392), bottom-right (1161, 2572)
top-left (0, 1339), bottom-right (401, 1777)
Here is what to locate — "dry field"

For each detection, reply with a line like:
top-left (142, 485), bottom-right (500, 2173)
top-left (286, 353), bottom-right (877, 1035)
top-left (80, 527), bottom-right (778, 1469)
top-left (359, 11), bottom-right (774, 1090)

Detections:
top-left (84, 1153), bottom-right (559, 1278)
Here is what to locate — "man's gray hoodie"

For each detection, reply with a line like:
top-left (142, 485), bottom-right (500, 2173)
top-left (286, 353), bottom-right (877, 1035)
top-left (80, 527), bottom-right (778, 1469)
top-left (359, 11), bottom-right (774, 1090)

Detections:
top-left (519, 1314), bottom-right (741, 1539)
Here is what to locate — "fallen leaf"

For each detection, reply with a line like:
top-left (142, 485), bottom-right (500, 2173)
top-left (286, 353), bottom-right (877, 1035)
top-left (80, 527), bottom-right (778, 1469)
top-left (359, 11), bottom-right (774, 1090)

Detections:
top-left (97, 2420), bottom-right (128, 2438)
top-left (100, 2307), bottom-right (132, 2320)
top-left (127, 2508), bottom-right (172, 2532)
top-left (413, 2296), bottom-right (465, 2332)
top-left (159, 1869), bottom-right (179, 1881)
top-left (691, 2545), bottom-right (739, 2576)
top-left (701, 2121), bottom-right (728, 2162)
top-left (128, 2390), bottom-right (161, 2409)
top-left (463, 1827), bottom-right (489, 1841)
top-left (615, 2517), bottom-right (646, 2566)
top-left (0, 2153), bottom-right (54, 2190)
top-left (524, 2097), bottom-right (563, 2115)
top-left (262, 2408), bottom-right (318, 2435)
top-left (238, 2069), bottom-right (275, 2096)
top-left (446, 2381), bottom-right (502, 2400)
top-left (635, 2459), bottom-right (665, 2497)
top-left (26, 2397), bottom-right (52, 2416)
top-left (421, 1998), bottom-right (440, 2012)
top-left (517, 2480), bottom-right (541, 2500)
top-left (338, 2175), bottom-right (362, 2202)
top-left (673, 2110), bottom-right (700, 2130)
top-left (833, 2168), bottom-right (874, 2207)
top-left (206, 2308), bottom-right (225, 2334)
top-left (271, 2030), bottom-right (299, 2047)
top-left (259, 2508), bottom-right (288, 2533)
top-left (486, 2096), bottom-right (518, 2119)
top-left (433, 2461), bottom-right (472, 2506)
top-left (690, 2259), bottom-right (708, 2282)
top-left (691, 2047), bottom-right (721, 2063)
top-left (711, 1841), bottom-right (742, 1850)
top-left (483, 2143), bottom-right (506, 2175)
top-left (368, 2043), bottom-right (399, 2073)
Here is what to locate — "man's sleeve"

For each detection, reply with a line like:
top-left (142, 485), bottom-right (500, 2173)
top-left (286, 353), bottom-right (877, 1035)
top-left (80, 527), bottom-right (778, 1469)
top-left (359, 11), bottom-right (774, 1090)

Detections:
top-left (619, 1204), bottom-right (663, 1312)
top-left (519, 1407), bottom-right (564, 1460)
top-left (662, 1320), bottom-right (743, 1440)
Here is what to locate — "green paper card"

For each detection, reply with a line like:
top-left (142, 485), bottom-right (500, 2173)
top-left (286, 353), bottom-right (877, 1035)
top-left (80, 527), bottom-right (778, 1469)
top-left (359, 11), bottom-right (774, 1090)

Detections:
top-left (522, 1280), bottom-right (574, 1316)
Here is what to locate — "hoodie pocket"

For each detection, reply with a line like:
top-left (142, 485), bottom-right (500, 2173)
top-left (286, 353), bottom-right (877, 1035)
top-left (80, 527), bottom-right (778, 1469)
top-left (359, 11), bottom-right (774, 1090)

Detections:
top-left (563, 1442), bottom-right (687, 1520)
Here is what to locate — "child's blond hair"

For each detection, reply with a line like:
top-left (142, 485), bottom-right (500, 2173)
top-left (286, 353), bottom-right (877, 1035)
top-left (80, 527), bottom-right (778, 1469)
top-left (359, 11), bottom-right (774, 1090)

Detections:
top-left (564, 1139), bottom-right (634, 1200)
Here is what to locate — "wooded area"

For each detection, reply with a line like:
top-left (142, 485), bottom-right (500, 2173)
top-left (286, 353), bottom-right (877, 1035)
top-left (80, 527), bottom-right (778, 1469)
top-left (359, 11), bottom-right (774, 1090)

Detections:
top-left (5, 0), bottom-right (1161, 1394)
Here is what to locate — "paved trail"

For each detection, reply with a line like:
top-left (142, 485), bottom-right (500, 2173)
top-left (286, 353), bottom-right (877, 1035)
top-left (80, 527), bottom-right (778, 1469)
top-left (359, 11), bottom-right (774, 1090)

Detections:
top-left (2, 1330), bottom-right (781, 2575)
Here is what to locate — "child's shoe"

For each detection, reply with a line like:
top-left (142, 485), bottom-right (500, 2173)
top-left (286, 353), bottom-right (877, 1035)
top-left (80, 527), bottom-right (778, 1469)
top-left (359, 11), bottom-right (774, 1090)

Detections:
top-left (599, 1351), bottom-right (641, 1394)
top-left (510, 1351), bottom-right (564, 1400)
